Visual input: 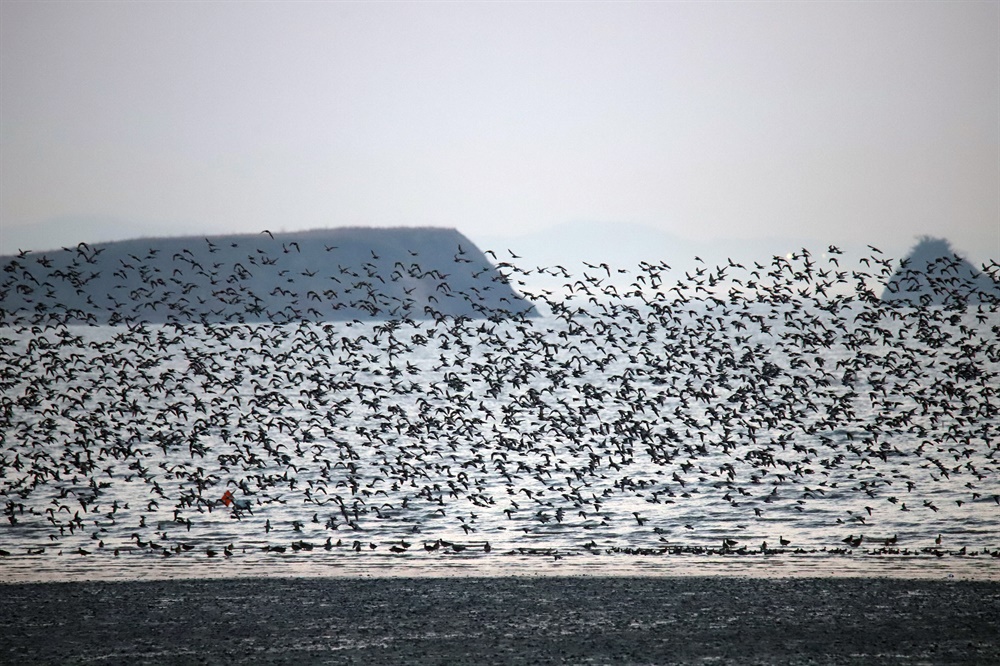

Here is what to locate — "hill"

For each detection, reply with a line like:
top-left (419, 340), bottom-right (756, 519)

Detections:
top-left (0, 227), bottom-right (534, 325)
top-left (881, 237), bottom-right (1000, 306)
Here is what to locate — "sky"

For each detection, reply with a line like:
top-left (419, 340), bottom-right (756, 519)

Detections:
top-left (1, 1), bottom-right (998, 265)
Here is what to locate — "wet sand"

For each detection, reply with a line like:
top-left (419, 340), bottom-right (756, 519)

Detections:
top-left (2, 576), bottom-right (998, 664)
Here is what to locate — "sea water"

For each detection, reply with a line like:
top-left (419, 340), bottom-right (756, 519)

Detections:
top-left (1, 295), bottom-right (998, 582)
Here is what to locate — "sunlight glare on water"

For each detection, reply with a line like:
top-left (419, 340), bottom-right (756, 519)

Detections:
top-left (1, 248), bottom-right (999, 582)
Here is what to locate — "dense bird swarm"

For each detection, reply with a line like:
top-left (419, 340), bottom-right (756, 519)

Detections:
top-left (1, 235), bottom-right (998, 570)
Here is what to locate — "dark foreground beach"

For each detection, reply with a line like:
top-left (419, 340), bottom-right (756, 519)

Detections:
top-left (1, 576), bottom-right (998, 665)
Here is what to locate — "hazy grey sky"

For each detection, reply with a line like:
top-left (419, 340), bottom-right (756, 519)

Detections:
top-left (1, 1), bottom-right (997, 261)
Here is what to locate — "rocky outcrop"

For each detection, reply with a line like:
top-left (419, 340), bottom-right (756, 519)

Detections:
top-left (881, 237), bottom-right (999, 306)
top-left (0, 227), bottom-right (534, 324)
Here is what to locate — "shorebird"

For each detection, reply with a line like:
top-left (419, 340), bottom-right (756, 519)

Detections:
top-left (0, 232), bottom-right (996, 569)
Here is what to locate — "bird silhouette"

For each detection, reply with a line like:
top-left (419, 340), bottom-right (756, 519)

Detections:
top-left (0, 232), bottom-right (996, 572)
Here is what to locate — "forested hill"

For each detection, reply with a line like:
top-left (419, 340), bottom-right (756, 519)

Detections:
top-left (0, 227), bottom-right (534, 325)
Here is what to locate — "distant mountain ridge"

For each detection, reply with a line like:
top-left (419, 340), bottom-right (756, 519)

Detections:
top-left (0, 227), bottom-right (534, 325)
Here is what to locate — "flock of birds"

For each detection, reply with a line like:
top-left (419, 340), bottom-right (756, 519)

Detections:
top-left (0, 233), bottom-right (998, 573)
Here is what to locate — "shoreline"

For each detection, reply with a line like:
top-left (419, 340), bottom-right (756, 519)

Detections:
top-left (2, 575), bottom-right (998, 664)
top-left (3, 550), bottom-right (999, 585)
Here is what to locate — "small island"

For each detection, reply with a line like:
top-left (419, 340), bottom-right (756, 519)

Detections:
top-left (0, 227), bottom-right (534, 325)
top-left (881, 236), bottom-right (999, 306)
